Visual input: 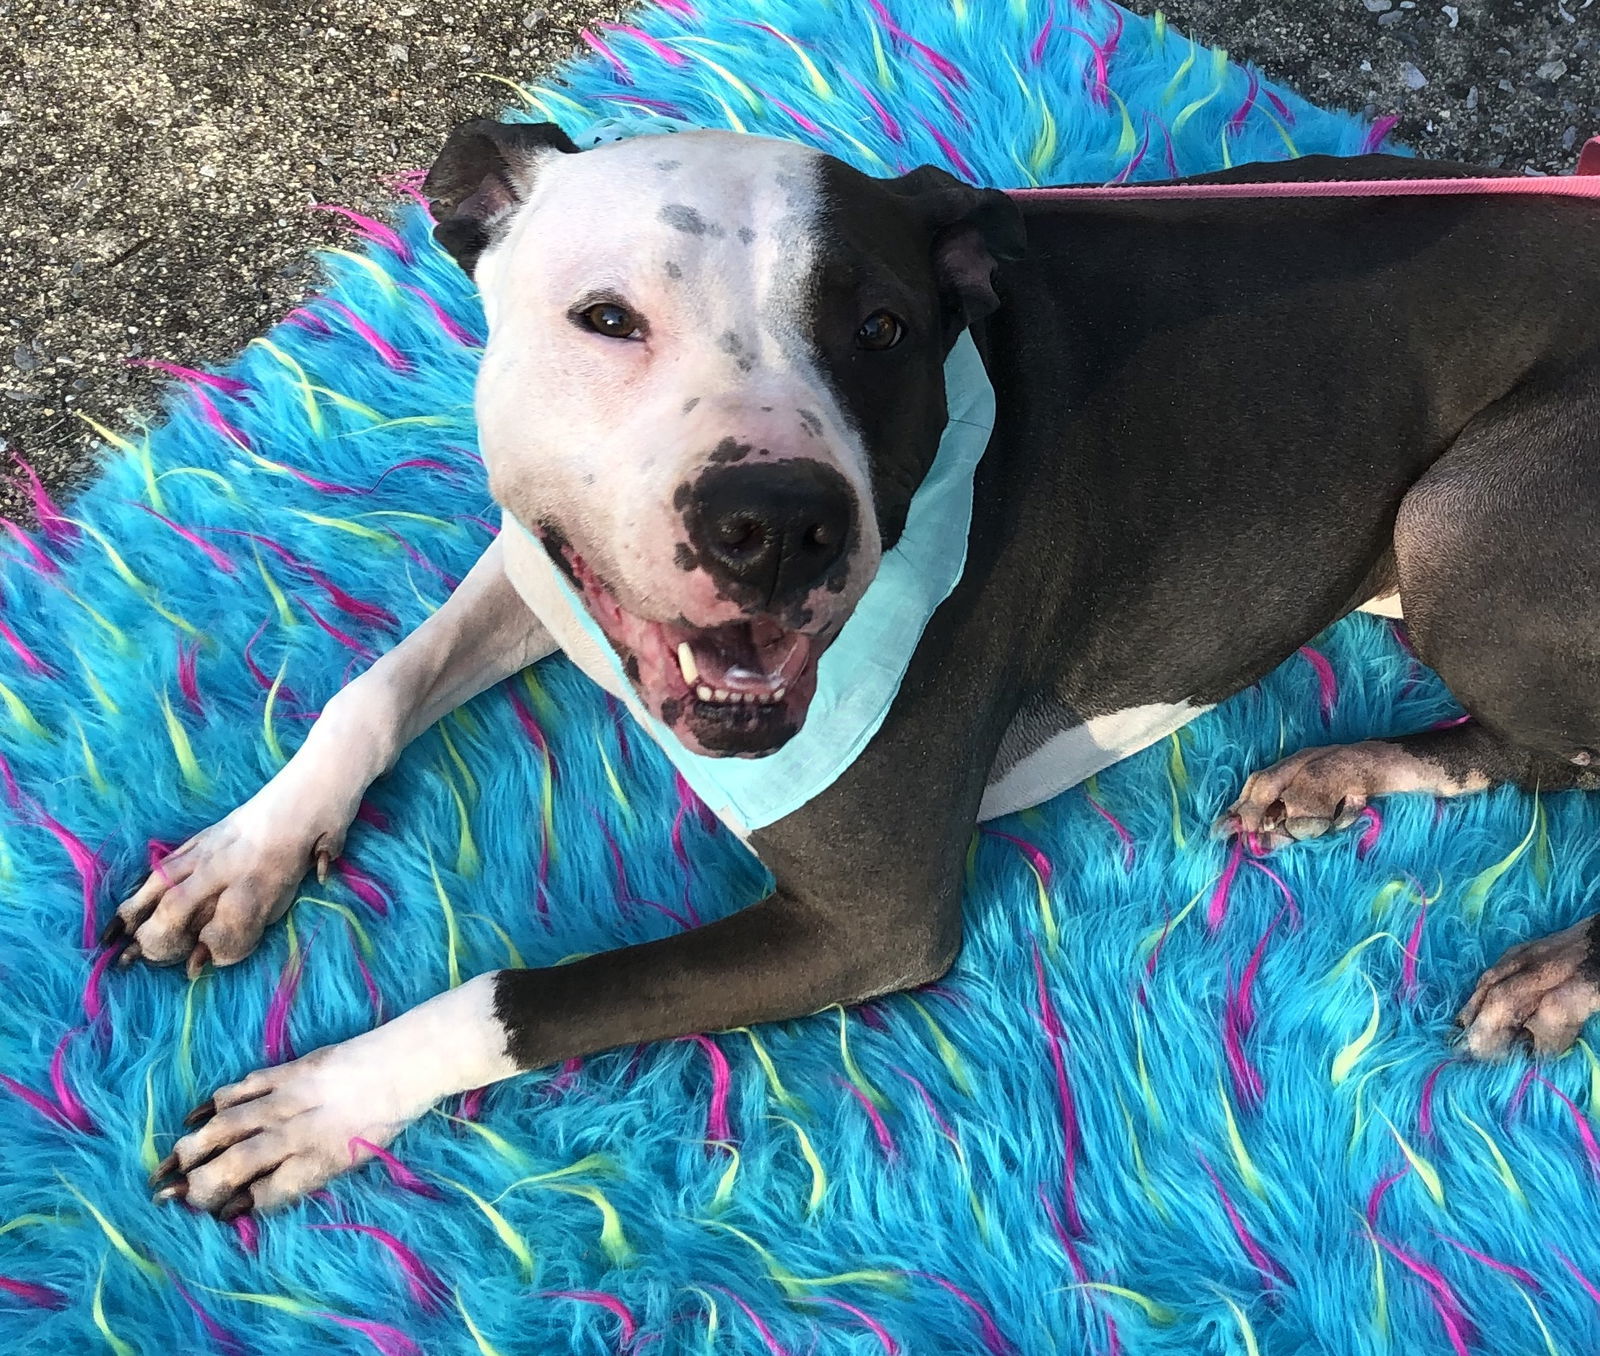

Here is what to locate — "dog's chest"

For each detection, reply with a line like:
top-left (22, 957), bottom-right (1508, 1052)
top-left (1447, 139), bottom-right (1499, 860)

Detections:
top-left (980, 695), bottom-right (1208, 820)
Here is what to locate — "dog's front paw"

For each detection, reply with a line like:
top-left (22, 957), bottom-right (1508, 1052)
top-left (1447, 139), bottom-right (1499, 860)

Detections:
top-left (1457, 916), bottom-right (1600, 1058)
top-left (1216, 742), bottom-right (1387, 849)
top-left (104, 801), bottom-right (347, 977)
top-left (150, 1039), bottom-right (425, 1217)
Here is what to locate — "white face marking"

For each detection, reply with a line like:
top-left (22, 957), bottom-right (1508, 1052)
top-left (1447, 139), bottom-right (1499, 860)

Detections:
top-left (473, 131), bottom-right (880, 629)
top-left (979, 701), bottom-right (1210, 821)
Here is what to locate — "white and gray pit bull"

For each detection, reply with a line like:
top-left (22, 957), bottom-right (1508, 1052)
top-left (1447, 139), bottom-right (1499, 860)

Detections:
top-left (115, 121), bottom-right (1600, 1219)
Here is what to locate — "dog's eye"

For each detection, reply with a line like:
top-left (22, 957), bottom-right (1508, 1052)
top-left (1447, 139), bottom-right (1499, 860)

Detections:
top-left (855, 310), bottom-right (904, 351)
top-left (576, 302), bottom-right (644, 340)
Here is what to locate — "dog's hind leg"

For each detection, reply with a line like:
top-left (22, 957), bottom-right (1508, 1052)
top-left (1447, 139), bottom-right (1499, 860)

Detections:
top-left (108, 535), bottom-right (555, 977)
top-left (1225, 356), bottom-right (1600, 1054)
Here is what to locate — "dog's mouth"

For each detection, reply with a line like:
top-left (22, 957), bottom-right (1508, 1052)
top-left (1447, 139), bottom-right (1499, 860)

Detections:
top-left (559, 545), bottom-right (824, 757)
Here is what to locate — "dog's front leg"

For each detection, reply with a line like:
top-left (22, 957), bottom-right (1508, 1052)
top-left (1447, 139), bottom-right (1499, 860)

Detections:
top-left (158, 654), bottom-right (1000, 1218)
top-left (110, 536), bottom-right (554, 975)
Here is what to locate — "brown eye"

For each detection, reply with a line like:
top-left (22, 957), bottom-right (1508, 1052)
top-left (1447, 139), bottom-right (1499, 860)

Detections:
top-left (855, 310), bottom-right (904, 351)
top-left (577, 302), bottom-right (644, 340)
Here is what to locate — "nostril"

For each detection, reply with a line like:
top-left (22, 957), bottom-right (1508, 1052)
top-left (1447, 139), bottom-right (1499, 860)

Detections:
top-left (805, 522), bottom-right (834, 551)
top-left (715, 517), bottom-right (764, 555)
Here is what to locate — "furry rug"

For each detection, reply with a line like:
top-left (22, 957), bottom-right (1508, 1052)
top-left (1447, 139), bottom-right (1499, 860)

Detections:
top-left (4, 2), bottom-right (1596, 1353)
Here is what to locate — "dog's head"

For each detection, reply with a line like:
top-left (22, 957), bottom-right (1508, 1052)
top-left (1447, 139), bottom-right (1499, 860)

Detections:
top-left (425, 121), bottom-right (1024, 757)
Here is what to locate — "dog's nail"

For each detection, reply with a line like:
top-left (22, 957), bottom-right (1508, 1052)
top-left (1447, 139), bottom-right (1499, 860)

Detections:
top-left (98, 915), bottom-right (126, 948)
top-left (152, 1181), bottom-right (188, 1205)
top-left (183, 1098), bottom-right (216, 1128)
top-left (316, 850), bottom-right (332, 885)
top-left (116, 942), bottom-right (143, 969)
top-left (218, 1190), bottom-right (253, 1223)
top-left (149, 1153), bottom-right (181, 1186)
top-left (186, 943), bottom-right (211, 981)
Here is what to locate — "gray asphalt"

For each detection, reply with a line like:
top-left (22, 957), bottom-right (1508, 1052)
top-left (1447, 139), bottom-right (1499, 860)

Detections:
top-left (2, 1), bottom-right (1595, 516)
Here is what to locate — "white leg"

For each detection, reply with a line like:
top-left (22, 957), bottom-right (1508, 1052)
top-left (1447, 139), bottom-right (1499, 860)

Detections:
top-left (110, 535), bottom-right (555, 975)
top-left (155, 972), bottom-right (518, 1215)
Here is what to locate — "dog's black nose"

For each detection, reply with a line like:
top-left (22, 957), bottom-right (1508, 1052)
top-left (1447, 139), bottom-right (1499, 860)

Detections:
top-left (687, 461), bottom-right (854, 608)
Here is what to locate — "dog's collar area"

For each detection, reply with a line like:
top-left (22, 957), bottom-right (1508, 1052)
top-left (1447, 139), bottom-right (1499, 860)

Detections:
top-left (1008, 136), bottom-right (1600, 204)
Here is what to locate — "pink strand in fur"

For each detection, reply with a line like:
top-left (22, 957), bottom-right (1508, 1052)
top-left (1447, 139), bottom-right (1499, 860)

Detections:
top-left (0, 618), bottom-right (54, 677)
top-left (2, 519), bottom-right (60, 575)
top-left (603, 20), bottom-right (689, 65)
top-left (284, 307), bottom-right (333, 335)
top-left (908, 1273), bottom-right (1012, 1356)
top-left (1417, 1058), bottom-right (1451, 1140)
top-left (1400, 895), bottom-right (1426, 1001)
top-left (1538, 1076), bottom-right (1600, 1177)
top-left (128, 358), bottom-right (253, 398)
top-left (1111, 127), bottom-right (1151, 184)
top-left (27, 805), bottom-right (103, 949)
top-left (9, 452), bottom-right (75, 544)
top-left (1297, 645), bottom-right (1338, 719)
top-left (264, 937), bottom-right (310, 1065)
top-left (311, 204), bottom-right (414, 264)
top-left (1553, 1247), bottom-right (1600, 1307)
top-left (1363, 114), bottom-right (1401, 154)
top-left (188, 384), bottom-right (253, 451)
top-left (763, 91), bottom-right (827, 138)
top-left (1431, 1231), bottom-right (1541, 1290)
top-left (896, 1068), bottom-right (960, 1145)
top-left (1199, 1155), bottom-right (1284, 1292)
top-left (841, 70), bottom-right (905, 143)
top-left (317, 1313), bottom-right (421, 1356)
top-left (176, 637), bottom-right (204, 715)
top-left (231, 1215), bottom-right (260, 1253)
top-left (336, 861), bottom-right (391, 917)
top-left (1227, 67), bottom-right (1261, 134)
top-left (1355, 805), bottom-right (1382, 860)
top-left (321, 299), bottom-right (412, 373)
top-left (711, 1286), bottom-right (791, 1356)
top-left (912, 115), bottom-right (976, 180)
top-left (1264, 87), bottom-right (1296, 124)
top-left (542, 1291), bottom-right (640, 1347)
top-left (353, 1138), bottom-right (442, 1198)
top-left (457, 1086), bottom-right (487, 1121)
top-left (1509, 1065), bottom-right (1537, 1119)
top-left (1376, 1236), bottom-right (1475, 1351)
top-left (131, 504), bottom-right (238, 573)
top-left (1033, 944), bottom-right (1083, 1236)
top-left (399, 284), bottom-right (482, 347)
top-left (0, 1276), bottom-right (68, 1309)
top-left (1030, 0), bottom-right (1056, 64)
top-left (654, 0), bottom-right (696, 17)
top-left (868, 0), bottom-right (967, 86)
top-left (580, 28), bottom-right (633, 82)
top-left (309, 1223), bottom-right (447, 1311)
top-left (802, 1296), bottom-right (899, 1354)
top-left (171, 1277), bottom-right (247, 1355)
top-left (1365, 1166), bottom-right (1408, 1226)
top-left (1041, 1195), bottom-right (1123, 1356)
top-left (82, 943), bottom-right (117, 1024)
top-left (1244, 860), bottom-right (1300, 929)
top-left (1062, 28), bottom-right (1112, 106)
top-left (841, 1080), bottom-right (897, 1160)
top-left (296, 595), bottom-right (379, 661)
top-left (352, 943), bottom-right (383, 1023)
top-left (0, 1071), bottom-right (74, 1128)
top-left (1085, 792), bottom-right (1135, 870)
top-left (1155, 116), bottom-right (1180, 177)
top-left (1206, 836), bottom-right (1244, 932)
top-left (47, 1027), bottom-right (96, 1133)
top-left (688, 1034), bottom-right (733, 1144)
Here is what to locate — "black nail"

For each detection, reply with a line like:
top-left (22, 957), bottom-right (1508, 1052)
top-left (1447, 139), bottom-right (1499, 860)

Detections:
top-left (148, 1152), bottom-right (180, 1187)
top-left (152, 1180), bottom-right (188, 1205)
top-left (183, 1098), bottom-right (216, 1128)
top-left (97, 915), bottom-right (126, 948)
top-left (218, 1190), bottom-right (253, 1223)
top-left (185, 943), bottom-right (211, 982)
top-left (116, 943), bottom-right (142, 969)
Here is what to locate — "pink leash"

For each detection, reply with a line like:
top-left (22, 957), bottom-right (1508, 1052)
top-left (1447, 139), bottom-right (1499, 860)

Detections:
top-left (1008, 136), bottom-right (1600, 202)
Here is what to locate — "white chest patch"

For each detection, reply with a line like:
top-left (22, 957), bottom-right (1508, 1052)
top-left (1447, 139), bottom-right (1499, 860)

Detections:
top-left (979, 700), bottom-right (1211, 821)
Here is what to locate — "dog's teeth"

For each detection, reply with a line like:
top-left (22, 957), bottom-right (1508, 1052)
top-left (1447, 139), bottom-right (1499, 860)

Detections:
top-left (677, 642), bottom-right (700, 685)
top-left (773, 685), bottom-right (787, 701)
top-left (696, 684), bottom-right (713, 702)
top-left (714, 688), bottom-right (731, 703)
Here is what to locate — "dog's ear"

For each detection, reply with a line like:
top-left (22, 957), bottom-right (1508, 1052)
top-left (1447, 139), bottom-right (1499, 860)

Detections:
top-left (424, 119), bottom-right (580, 274)
top-left (887, 166), bottom-right (1027, 328)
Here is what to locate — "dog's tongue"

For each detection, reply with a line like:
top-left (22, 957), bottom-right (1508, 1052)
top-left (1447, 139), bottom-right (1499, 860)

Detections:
top-left (683, 619), bottom-right (809, 695)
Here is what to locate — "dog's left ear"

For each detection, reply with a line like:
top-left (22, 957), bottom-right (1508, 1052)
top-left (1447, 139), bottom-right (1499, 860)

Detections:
top-left (423, 119), bottom-right (580, 274)
top-left (888, 166), bottom-right (1027, 327)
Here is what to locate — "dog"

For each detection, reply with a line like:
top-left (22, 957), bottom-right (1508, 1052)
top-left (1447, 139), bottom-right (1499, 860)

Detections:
top-left (116, 120), bottom-right (1600, 1218)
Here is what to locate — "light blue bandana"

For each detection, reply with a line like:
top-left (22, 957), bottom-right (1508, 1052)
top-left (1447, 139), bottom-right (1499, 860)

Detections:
top-left (507, 115), bottom-right (997, 835)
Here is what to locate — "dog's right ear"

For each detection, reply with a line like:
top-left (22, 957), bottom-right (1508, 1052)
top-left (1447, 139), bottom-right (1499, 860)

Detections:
top-left (423, 119), bottom-right (580, 275)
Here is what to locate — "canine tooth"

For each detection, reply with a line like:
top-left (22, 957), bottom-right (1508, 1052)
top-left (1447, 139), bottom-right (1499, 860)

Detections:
top-left (677, 642), bottom-right (700, 685)
top-left (774, 686), bottom-right (787, 701)
top-left (697, 684), bottom-right (713, 702)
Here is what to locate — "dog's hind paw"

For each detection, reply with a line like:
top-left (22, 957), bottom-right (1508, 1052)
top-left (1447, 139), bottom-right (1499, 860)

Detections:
top-left (1216, 741), bottom-right (1390, 851)
top-left (1457, 916), bottom-right (1600, 1058)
